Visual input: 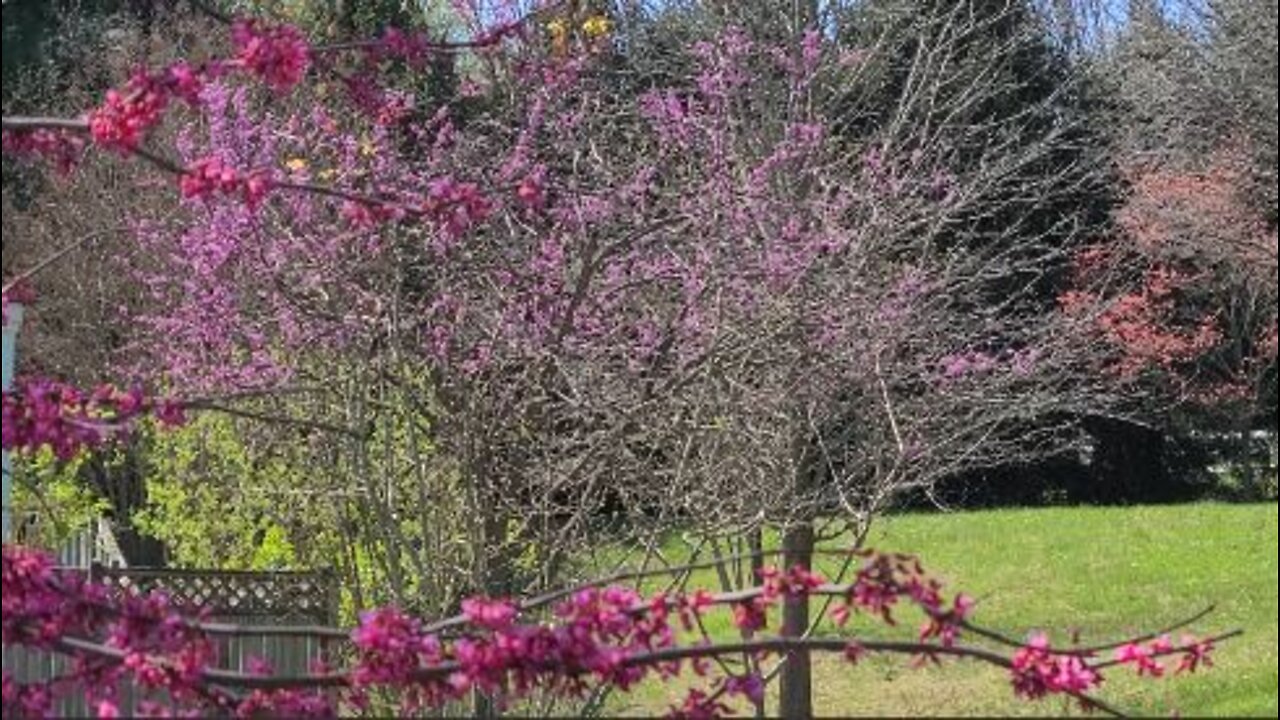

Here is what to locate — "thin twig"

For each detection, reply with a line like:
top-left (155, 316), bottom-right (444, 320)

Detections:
top-left (959, 604), bottom-right (1219, 657)
top-left (1088, 629), bottom-right (1243, 671)
top-left (3, 228), bottom-right (124, 294)
top-left (1, 117), bottom-right (90, 133)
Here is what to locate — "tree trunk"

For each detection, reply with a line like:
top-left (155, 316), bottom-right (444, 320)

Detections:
top-left (82, 447), bottom-right (166, 567)
top-left (778, 521), bottom-right (815, 720)
top-left (748, 528), bottom-right (767, 719)
top-left (472, 691), bottom-right (496, 720)
top-left (471, 483), bottom-right (522, 719)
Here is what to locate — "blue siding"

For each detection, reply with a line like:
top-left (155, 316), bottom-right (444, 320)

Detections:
top-left (3, 304), bottom-right (23, 541)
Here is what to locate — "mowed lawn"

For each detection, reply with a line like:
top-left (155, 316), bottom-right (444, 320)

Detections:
top-left (602, 503), bottom-right (1278, 717)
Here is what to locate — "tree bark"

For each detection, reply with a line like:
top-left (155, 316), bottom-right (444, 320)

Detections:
top-left (748, 527), bottom-right (767, 719)
top-left (778, 521), bottom-right (815, 720)
top-left (472, 500), bottom-right (508, 719)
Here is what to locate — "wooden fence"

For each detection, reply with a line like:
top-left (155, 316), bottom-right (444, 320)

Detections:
top-left (3, 565), bottom-right (339, 717)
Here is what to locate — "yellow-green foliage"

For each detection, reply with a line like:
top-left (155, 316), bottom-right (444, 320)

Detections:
top-left (135, 412), bottom-right (332, 571)
top-left (226, 0), bottom-right (462, 35)
top-left (10, 447), bottom-right (109, 550)
top-left (129, 364), bottom-right (489, 625)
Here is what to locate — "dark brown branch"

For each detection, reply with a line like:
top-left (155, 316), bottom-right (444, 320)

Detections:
top-left (2, 117), bottom-right (90, 133)
top-left (958, 604), bottom-right (1219, 657)
top-left (185, 401), bottom-right (370, 440)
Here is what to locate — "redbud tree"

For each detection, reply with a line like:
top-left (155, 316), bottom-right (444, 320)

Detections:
top-left (1, 1), bottom-right (1234, 717)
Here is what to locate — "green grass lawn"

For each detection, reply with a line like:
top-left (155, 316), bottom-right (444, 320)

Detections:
top-left (600, 503), bottom-right (1278, 717)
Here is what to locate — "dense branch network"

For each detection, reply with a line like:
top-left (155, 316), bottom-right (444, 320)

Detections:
top-left (0, 3), bottom-right (1244, 718)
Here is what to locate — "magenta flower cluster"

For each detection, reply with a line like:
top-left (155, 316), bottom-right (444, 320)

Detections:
top-left (0, 130), bottom-right (85, 174)
top-left (230, 20), bottom-right (311, 91)
top-left (1011, 632), bottom-right (1103, 699)
top-left (179, 156), bottom-right (275, 208)
top-left (88, 71), bottom-right (176, 153)
top-left (1, 379), bottom-right (185, 460)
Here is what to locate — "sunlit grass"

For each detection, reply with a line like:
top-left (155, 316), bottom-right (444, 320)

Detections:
top-left (597, 503), bottom-right (1278, 717)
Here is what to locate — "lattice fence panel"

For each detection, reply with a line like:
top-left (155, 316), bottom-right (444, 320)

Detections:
top-left (91, 566), bottom-right (335, 622)
top-left (4, 566), bottom-right (339, 716)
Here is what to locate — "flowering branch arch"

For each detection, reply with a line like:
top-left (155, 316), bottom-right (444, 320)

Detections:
top-left (3, 544), bottom-right (1232, 718)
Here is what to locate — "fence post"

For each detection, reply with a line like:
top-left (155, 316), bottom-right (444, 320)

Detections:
top-left (321, 569), bottom-right (340, 711)
top-left (3, 303), bottom-right (25, 542)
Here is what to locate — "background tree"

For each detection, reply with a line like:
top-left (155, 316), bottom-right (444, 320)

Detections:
top-left (1071, 0), bottom-right (1279, 502)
